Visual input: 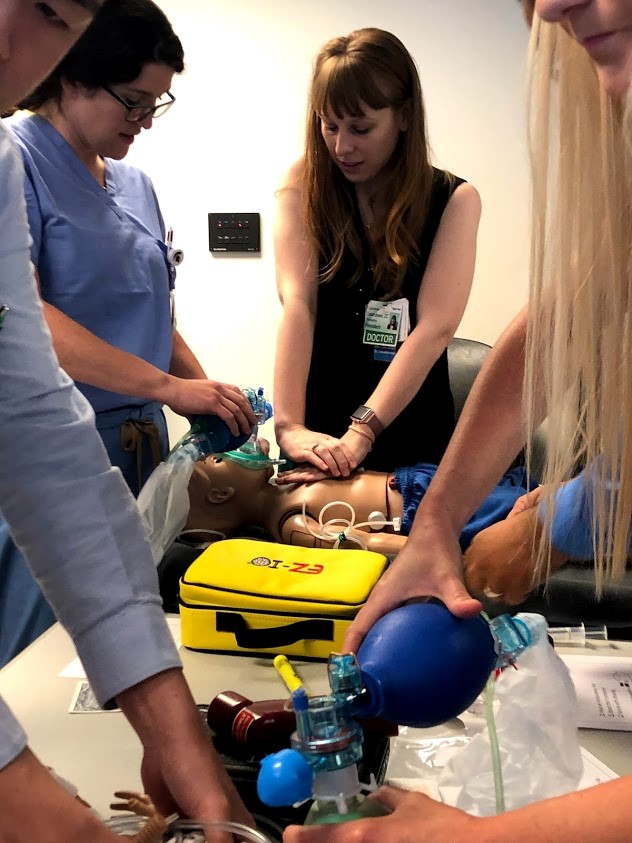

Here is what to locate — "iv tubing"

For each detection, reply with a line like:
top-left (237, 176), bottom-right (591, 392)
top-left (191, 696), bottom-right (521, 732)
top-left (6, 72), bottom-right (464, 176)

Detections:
top-left (485, 672), bottom-right (506, 815)
top-left (300, 501), bottom-right (396, 550)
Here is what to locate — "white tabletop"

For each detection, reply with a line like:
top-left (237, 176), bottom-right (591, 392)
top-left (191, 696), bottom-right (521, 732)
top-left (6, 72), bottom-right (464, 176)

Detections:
top-left (1, 621), bottom-right (631, 819)
top-left (0, 620), bottom-right (331, 817)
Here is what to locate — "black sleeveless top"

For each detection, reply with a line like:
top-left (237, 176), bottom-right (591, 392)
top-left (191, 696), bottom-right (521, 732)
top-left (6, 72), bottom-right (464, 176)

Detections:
top-left (304, 168), bottom-right (464, 472)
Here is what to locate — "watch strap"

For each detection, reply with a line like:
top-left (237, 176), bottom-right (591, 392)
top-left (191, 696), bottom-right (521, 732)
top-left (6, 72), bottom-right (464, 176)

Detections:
top-left (350, 406), bottom-right (384, 437)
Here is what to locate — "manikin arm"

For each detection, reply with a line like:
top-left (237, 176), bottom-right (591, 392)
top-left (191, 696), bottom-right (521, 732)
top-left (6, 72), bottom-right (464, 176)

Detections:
top-left (463, 504), bottom-right (568, 604)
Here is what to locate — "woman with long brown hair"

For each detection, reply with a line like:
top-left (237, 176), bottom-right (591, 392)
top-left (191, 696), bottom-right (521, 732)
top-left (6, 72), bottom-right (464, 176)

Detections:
top-left (273, 28), bottom-right (481, 483)
top-left (285, 1), bottom-right (632, 839)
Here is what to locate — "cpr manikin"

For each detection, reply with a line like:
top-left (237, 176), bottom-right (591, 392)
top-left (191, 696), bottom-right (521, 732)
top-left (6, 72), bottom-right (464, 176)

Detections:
top-left (183, 456), bottom-right (563, 602)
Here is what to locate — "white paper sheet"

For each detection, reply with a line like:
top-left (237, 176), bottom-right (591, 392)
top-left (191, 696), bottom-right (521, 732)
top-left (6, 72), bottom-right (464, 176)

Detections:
top-left (578, 747), bottom-right (619, 789)
top-left (561, 654), bottom-right (632, 730)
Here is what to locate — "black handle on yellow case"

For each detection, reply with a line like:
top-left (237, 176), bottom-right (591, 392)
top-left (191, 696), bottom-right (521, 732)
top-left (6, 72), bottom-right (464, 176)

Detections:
top-left (215, 612), bottom-right (335, 649)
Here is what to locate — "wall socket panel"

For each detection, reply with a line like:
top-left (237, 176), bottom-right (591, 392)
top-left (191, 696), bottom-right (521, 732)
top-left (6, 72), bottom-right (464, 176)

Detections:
top-left (208, 212), bottom-right (261, 253)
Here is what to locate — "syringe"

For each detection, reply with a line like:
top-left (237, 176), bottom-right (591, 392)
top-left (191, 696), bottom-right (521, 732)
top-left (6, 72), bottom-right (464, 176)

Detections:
top-left (547, 622), bottom-right (608, 645)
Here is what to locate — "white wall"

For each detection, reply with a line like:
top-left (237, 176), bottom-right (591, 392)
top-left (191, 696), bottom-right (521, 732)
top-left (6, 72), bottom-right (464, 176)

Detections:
top-left (124, 0), bottom-right (532, 443)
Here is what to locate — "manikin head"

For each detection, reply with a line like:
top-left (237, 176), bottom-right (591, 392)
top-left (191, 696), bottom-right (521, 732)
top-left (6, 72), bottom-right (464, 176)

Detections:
top-left (185, 455), bottom-right (274, 538)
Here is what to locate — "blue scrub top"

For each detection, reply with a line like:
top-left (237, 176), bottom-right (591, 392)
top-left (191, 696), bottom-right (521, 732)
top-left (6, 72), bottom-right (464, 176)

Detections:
top-left (11, 114), bottom-right (174, 415)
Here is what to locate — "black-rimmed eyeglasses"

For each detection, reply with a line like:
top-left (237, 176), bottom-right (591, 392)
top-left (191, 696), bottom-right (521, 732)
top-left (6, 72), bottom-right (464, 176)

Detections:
top-left (102, 86), bottom-right (175, 123)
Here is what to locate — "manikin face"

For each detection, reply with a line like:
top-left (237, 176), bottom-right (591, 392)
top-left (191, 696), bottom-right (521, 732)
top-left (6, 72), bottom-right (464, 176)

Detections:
top-left (60, 62), bottom-right (174, 160)
top-left (186, 456), bottom-right (273, 536)
top-left (0, 0), bottom-right (100, 112)
top-left (320, 101), bottom-right (407, 189)
top-left (536, 0), bottom-right (632, 95)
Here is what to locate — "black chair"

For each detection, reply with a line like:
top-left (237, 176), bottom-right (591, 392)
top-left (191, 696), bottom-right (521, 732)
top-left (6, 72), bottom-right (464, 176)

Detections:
top-left (447, 337), bottom-right (492, 420)
top-left (448, 337), bottom-right (632, 634)
top-left (447, 337), bottom-right (548, 480)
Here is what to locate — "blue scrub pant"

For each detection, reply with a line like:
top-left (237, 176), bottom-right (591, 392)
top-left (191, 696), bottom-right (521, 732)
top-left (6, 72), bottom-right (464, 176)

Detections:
top-left (0, 401), bottom-right (169, 667)
top-left (95, 402), bottom-right (169, 497)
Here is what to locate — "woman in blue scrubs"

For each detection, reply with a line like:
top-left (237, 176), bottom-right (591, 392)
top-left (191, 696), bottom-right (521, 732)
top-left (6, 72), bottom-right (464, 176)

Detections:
top-left (0, 0), bottom-right (254, 665)
top-left (12, 0), bottom-right (254, 495)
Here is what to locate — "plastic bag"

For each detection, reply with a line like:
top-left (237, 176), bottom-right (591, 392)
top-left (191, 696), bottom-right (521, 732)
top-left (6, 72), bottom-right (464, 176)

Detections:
top-left (438, 614), bottom-right (583, 815)
top-left (137, 444), bottom-right (196, 565)
top-left (385, 725), bottom-right (472, 800)
top-left (386, 614), bottom-right (583, 816)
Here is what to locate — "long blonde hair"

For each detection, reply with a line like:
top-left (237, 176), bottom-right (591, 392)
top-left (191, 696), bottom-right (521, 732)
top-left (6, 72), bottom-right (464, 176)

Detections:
top-left (303, 28), bottom-right (438, 298)
top-left (525, 18), bottom-right (632, 589)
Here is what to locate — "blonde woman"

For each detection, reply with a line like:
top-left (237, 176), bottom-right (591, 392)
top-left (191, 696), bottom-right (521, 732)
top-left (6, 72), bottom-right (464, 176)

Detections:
top-left (284, 1), bottom-right (632, 841)
top-left (274, 28), bottom-right (481, 483)
top-left (347, 0), bottom-right (632, 639)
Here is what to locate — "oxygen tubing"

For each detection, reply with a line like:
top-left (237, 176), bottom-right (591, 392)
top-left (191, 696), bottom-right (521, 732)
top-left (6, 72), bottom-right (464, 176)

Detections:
top-left (299, 500), bottom-right (396, 549)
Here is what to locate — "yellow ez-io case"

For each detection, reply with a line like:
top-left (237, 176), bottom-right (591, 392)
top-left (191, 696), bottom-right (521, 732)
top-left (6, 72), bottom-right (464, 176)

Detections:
top-left (179, 539), bottom-right (389, 659)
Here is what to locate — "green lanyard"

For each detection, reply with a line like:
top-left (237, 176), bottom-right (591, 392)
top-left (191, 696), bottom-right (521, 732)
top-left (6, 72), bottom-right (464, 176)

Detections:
top-left (0, 305), bottom-right (8, 330)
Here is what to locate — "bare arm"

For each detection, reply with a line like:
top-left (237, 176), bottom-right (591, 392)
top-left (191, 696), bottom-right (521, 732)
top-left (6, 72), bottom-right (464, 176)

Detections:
top-left (415, 305), bottom-right (530, 533)
top-left (273, 166), bottom-right (317, 444)
top-left (40, 287), bottom-right (254, 436)
top-left (273, 162), bottom-right (356, 476)
top-left (283, 777), bottom-right (632, 843)
top-left (42, 297), bottom-right (173, 402)
top-left (0, 671), bottom-right (255, 842)
top-left (344, 307), bottom-right (531, 652)
top-left (309, 182), bottom-right (481, 477)
top-left (169, 329), bottom-right (206, 379)
top-left (0, 748), bottom-right (120, 843)
top-left (116, 669), bottom-right (253, 827)
top-left (278, 180), bottom-right (481, 484)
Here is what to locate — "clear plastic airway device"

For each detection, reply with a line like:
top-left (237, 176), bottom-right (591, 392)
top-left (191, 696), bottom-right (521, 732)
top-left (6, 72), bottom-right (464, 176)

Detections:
top-left (257, 602), bottom-right (541, 814)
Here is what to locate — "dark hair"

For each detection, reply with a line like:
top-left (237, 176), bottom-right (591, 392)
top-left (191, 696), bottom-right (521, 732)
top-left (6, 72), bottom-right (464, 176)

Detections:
top-left (20, 0), bottom-right (184, 110)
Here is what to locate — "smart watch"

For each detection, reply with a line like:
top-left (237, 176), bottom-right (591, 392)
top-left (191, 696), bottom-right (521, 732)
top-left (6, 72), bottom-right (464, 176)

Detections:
top-left (350, 405), bottom-right (384, 437)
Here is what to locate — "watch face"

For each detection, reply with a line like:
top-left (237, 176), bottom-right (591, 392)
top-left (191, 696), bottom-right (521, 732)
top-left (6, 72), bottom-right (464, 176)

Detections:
top-left (352, 406), bottom-right (373, 422)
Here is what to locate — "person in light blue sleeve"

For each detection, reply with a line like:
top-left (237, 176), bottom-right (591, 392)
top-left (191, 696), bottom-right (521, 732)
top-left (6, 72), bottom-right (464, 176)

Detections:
top-left (1, 0), bottom-right (255, 665)
top-left (0, 1), bottom-right (252, 839)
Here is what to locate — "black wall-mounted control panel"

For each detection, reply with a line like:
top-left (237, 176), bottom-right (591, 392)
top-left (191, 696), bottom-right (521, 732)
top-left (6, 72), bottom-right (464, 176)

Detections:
top-left (208, 212), bottom-right (261, 253)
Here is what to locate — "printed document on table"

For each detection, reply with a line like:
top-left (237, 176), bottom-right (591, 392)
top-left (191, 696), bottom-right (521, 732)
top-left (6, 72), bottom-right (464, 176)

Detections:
top-left (578, 747), bottom-right (619, 789)
top-left (561, 654), bottom-right (632, 731)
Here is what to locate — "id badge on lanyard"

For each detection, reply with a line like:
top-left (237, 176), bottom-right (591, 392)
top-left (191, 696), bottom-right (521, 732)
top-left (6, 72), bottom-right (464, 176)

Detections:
top-left (166, 227), bottom-right (183, 328)
top-left (363, 298), bottom-right (410, 362)
top-left (169, 287), bottom-right (176, 328)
